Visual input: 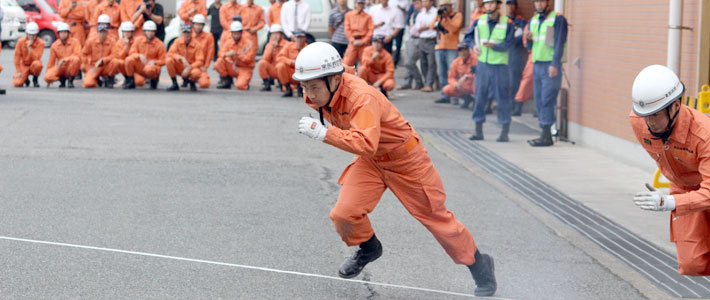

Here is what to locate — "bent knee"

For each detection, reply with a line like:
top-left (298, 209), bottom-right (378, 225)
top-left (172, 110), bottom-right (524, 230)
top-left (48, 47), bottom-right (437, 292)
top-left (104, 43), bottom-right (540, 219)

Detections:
top-left (678, 256), bottom-right (710, 276)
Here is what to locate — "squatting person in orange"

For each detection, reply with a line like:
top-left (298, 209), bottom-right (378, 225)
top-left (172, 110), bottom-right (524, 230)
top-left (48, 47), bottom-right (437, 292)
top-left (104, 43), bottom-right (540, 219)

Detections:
top-left (442, 42), bottom-right (476, 108)
top-left (44, 22), bottom-right (82, 88)
top-left (81, 24), bottom-right (117, 88)
top-left (13, 22), bottom-right (45, 88)
top-left (275, 31), bottom-right (308, 97)
top-left (123, 21), bottom-right (166, 89)
top-left (165, 24), bottom-right (204, 91)
top-left (215, 21), bottom-right (257, 90)
top-left (357, 35), bottom-right (395, 98)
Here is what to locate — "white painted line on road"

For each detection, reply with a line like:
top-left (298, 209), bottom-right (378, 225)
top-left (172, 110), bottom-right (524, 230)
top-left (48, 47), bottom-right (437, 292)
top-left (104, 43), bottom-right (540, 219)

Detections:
top-left (0, 235), bottom-right (514, 300)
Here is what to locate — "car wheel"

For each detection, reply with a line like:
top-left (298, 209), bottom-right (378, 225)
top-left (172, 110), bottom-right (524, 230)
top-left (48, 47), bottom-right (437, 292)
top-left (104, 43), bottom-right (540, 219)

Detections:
top-left (39, 30), bottom-right (57, 48)
top-left (5, 40), bottom-right (17, 49)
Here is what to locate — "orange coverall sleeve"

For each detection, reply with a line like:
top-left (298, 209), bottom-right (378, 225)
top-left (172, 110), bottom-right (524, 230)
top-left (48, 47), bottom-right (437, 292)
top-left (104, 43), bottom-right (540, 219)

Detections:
top-left (324, 96), bottom-right (382, 156)
top-left (673, 139), bottom-right (710, 215)
top-left (177, 2), bottom-right (191, 22)
top-left (235, 41), bottom-right (256, 66)
top-left (275, 43), bottom-right (292, 65)
top-left (359, 47), bottom-right (373, 66)
top-left (47, 46), bottom-right (58, 69)
top-left (155, 46), bottom-right (166, 66)
top-left (13, 40), bottom-right (25, 69)
top-left (219, 5), bottom-right (233, 31)
top-left (263, 43), bottom-right (274, 63)
top-left (431, 12), bottom-right (462, 31)
top-left (81, 41), bottom-right (92, 66)
top-left (363, 18), bottom-right (373, 43)
top-left (383, 53), bottom-right (394, 79)
top-left (252, 7), bottom-right (265, 31)
top-left (344, 13), bottom-right (354, 42)
top-left (58, 1), bottom-right (74, 19)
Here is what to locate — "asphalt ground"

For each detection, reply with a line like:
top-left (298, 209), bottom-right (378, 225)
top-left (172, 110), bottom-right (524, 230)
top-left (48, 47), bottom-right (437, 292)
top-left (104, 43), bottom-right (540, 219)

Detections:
top-left (0, 50), bottom-right (646, 299)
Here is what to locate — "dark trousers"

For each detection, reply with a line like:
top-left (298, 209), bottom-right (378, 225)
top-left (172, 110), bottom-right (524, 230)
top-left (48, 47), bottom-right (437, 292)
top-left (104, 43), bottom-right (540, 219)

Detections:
top-left (212, 32), bottom-right (221, 61)
top-left (392, 29), bottom-right (404, 66)
top-left (331, 41), bottom-right (348, 58)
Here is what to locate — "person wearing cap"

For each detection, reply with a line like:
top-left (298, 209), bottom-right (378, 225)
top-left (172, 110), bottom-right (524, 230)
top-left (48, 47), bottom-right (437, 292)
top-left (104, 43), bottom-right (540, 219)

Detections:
top-left (463, 0), bottom-right (514, 142)
top-left (525, 0), bottom-right (568, 147)
top-left (191, 14), bottom-right (214, 89)
top-left (328, 0), bottom-right (349, 58)
top-left (358, 35), bottom-right (394, 98)
top-left (274, 31), bottom-right (308, 97)
top-left (45, 23), bottom-right (81, 88)
top-left (294, 42), bottom-right (498, 297)
top-left (13, 22), bottom-right (45, 87)
top-left (219, 0), bottom-right (243, 43)
top-left (107, 22), bottom-right (144, 88)
top-left (630, 65), bottom-right (710, 276)
top-left (258, 24), bottom-right (287, 91)
top-left (59, 0), bottom-right (89, 45)
top-left (81, 24), bottom-right (117, 88)
top-left (506, 0), bottom-right (527, 116)
top-left (215, 21), bottom-right (257, 90)
top-left (411, 0), bottom-right (436, 92)
top-left (367, 0), bottom-right (404, 54)
top-left (342, 0), bottom-right (373, 67)
top-left (166, 24), bottom-right (204, 91)
top-left (178, 0), bottom-right (207, 26)
top-left (430, 0), bottom-right (462, 104)
top-left (123, 21), bottom-right (166, 89)
top-left (442, 42), bottom-right (476, 108)
top-left (131, 0), bottom-right (165, 40)
top-left (280, 0), bottom-right (311, 39)
top-left (241, 0), bottom-right (265, 47)
top-left (90, 0), bottom-right (120, 41)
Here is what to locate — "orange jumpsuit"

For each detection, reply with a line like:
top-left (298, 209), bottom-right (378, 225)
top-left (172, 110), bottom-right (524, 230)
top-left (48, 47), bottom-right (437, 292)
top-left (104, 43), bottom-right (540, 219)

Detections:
top-left (119, 0), bottom-right (143, 35)
top-left (358, 46), bottom-right (395, 91)
top-left (342, 10), bottom-right (373, 67)
top-left (85, 0), bottom-right (103, 40)
top-left (274, 41), bottom-right (305, 87)
top-left (88, 1), bottom-right (120, 41)
top-left (125, 35), bottom-right (166, 81)
top-left (44, 38), bottom-right (82, 83)
top-left (219, 1), bottom-right (242, 42)
top-left (12, 37), bottom-right (45, 87)
top-left (443, 55), bottom-right (476, 97)
top-left (166, 37), bottom-right (204, 84)
top-left (193, 31), bottom-right (215, 88)
top-left (106, 36), bottom-right (145, 86)
top-left (178, 0), bottom-right (208, 25)
top-left (630, 106), bottom-right (710, 276)
top-left (257, 38), bottom-right (286, 81)
top-left (240, 3), bottom-right (264, 47)
top-left (59, 0), bottom-right (89, 45)
top-left (81, 35), bottom-right (116, 87)
top-left (515, 24), bottom-right (532, 103)
top-left (306, 73), bottom-right (478, 266)
top-left (214, 35), bottom-right (256, 90)
top-left (267, 1), bottom-right (281, 25)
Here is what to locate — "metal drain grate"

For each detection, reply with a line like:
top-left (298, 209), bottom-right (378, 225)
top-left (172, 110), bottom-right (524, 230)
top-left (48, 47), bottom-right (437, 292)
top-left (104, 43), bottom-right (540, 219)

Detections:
top-left (424, 128), bottom-right (710, 298)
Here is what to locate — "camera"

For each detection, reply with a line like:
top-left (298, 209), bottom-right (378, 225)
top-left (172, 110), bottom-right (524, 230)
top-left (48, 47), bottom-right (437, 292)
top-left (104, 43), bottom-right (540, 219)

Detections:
top-left (144, 0), bottom-right (152, 9)
top-left (437, 6), bottom-right (448, 15)
top-left (435, 21), bottom-right (448, 35)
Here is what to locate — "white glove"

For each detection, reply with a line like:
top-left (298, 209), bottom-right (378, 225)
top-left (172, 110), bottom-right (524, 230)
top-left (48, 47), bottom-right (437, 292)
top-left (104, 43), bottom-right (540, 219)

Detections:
top-left (298, 116), bottom-right (327, 141)
top-left (633, 183), bottom-right (675, 212)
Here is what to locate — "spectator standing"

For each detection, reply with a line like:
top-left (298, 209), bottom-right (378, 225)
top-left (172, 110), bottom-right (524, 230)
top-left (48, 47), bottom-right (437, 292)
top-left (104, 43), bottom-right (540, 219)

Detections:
top-left (132, 0), bottom-right (165, 41)
top-left (431, 0), bottom-right (461, 104)
top-left (241, 0), bottom-right (265, 48)
top-left (280, 0), bottom-right (311, 39)
top-left (506, 0), bottom-right (527, 116)
top-left (399, 0), bottom-right (424, 90)
top-left (328, 0), bottom-right (349, 58)
top-left (342, 0), bottom-right (373, 67)
top-left (367, 0), bottom-right (404, 54)
top-left (207, 0), bottom-right (222, 60)
top-left (390, 0), bottom-right (407, 65)
top-left (412, 0), bottom-right (436, 92)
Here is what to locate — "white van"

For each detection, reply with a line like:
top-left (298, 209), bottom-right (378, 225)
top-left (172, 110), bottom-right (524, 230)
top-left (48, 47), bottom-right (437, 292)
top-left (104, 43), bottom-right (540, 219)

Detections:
top-left (1, 0), bottom-right (27, 48)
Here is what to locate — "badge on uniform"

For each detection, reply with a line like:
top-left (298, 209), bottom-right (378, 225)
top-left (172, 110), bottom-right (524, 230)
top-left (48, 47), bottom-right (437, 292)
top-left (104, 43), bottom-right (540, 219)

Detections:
top-left (644, 138), bottom-right (652, 145)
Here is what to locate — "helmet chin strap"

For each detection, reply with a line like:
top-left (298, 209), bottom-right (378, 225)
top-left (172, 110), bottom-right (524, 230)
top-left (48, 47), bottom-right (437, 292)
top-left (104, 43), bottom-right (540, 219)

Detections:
top-left (318, 76), bottom-right (339, 126)
top-left (648, 105), bottom-right (680, 143)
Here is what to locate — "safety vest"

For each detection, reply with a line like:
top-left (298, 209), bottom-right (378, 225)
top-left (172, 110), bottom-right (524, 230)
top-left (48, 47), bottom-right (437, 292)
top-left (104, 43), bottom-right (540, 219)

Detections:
top-left (476, 14), bottom-right (509, 65)
top-left (530, 10), bottom-right (559, 63)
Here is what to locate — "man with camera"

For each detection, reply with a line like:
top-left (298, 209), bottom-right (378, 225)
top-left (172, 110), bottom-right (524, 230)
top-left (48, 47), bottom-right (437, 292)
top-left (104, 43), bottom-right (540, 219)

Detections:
top-left (430, 0), bottom-right (461, 104)
top-left (132, 0), bottom-right (165, 41)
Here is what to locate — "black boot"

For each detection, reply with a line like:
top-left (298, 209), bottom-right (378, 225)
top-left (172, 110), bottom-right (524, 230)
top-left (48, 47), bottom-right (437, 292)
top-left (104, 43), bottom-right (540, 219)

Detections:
top-left (281, 85), bottom-right (293, 97)
top-left (338, 234), bottom-right (383, 279)
top-left (260, 78), bottom-right (272, 91)
top-left (76, 71), bottom-right (82, 80)
top-left (451, 98), bottom-right (459, 106)
top-left (122, 76), bottom-right (136, 89)
top-left (468, 250), bottom-right (497, 297)
top-left (67, 76), bottom-right (75, 88)
top-left (528, 125), bottom-right (554, 147)
top-left (32, 76), bottom-right (39, 88)
top-left (58, 77), bottom-right (66, 88)
top-left (189, 80), bottom-right (197, 91)
top-left (167, 77), bottom-right (179, 91)
top-left (496, 124), bottom-right (510, 142)
top-left (24, 78), bottom-right (30, 87)
top-left (469, 122), bottom-right (484, 140)
top-left (217, 77), bottom-right (232, 89)
top-left (181, 78), bottom-right (189, 88)
top-left (379, 87), bottom-right (389, 99)
top-left (97, 76), bottom-right (103, 87)
top-left (105, 76), bottom-right (114, 89)
top-left (297, 85), bottom-right (303, 98)
top-left (511, 101), bottom-right (523, 116)
top-left (460, 95), bottom-right (474, 109)
top-left (434, 97), bottom-right (450, 104)
top-left (149, 79), bottom-right (159, 89)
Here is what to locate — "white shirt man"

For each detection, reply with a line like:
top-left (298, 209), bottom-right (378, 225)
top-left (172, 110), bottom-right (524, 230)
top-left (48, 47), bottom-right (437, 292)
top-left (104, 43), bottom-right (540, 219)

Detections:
top-left (414, 5), bottom-right (437, 39)
top-left (368, 0), bottom-right (404, 39)
top-left (280, 0), bottom-right (311, 38)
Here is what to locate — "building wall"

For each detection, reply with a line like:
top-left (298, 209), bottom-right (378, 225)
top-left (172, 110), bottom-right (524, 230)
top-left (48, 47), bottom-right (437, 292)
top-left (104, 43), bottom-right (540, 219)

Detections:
top-left (565, 0), bottom-right (700, 142)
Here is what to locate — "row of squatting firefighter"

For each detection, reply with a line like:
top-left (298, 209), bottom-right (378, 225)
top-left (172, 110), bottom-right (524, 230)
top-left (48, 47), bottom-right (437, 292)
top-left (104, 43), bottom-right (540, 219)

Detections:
top-left (294, 41), bottom-right (498, 297)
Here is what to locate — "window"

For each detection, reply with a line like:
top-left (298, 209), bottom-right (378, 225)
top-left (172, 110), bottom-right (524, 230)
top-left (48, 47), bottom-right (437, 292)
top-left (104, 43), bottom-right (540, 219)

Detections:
top-left (16, 0), bottom-right (40, 12)
top-left (36, 0), bottom-right (56, 13)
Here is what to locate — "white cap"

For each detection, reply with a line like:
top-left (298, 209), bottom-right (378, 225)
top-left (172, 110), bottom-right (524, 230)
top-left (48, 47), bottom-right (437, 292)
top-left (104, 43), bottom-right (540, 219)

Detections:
top-left (56, 22), bottom-right (70, 32)
top-left (119, 21), bottom-right (135, 32)
top-left (632, 65), bottom-right (685, 117)
top-left (26, 22), bottom-right (39, 35)
top-left (292, 42), bottom-right (344, 82)
top-left (269, 24), bottom-right (283, 33)
top-left (143, 20), bottom-right (157, 31)
top-left (192, 14), bottom-right (206, 24)
top-left (98, 14), bottom-right (110, 24)
top-left (230, 21), bottom-right (243, 32)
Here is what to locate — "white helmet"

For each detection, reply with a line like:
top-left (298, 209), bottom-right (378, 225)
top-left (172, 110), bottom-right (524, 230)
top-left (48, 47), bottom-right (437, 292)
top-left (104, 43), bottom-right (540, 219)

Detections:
top-left (119, 21), bottom-right (135, 32)
top-left (269, 24), bottom-right (283, 33)
top-left (632, 65), bottom-right (685, 116)
top-left (143, 20), bottom-right (157, 31)
top-left (98, 14), bottom-right (110, 24)
top-left (192, 14), bottom-right (206, 24)
top-left (230, 21), bottom-right (243, 32)
top-left (26, 22), bottom-right (39, 35)
top-left (56, 22), bottom-right (70, 32)
top-left (292, 42), bottom-right (344, 82)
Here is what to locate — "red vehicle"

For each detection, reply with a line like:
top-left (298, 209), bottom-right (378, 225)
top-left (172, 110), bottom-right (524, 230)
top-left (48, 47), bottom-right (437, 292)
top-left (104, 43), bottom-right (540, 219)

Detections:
top-left (17, 0), bottom-right (62, 47)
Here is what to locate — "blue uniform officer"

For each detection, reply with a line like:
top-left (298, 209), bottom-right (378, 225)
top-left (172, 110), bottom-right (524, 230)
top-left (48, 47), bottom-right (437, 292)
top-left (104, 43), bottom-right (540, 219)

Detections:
top-left (526, 0), bottom-right (568, 147)
top-left (506, 0), bottom-right (527, 116)
top-left (463, 0), bottom-right (514, 142)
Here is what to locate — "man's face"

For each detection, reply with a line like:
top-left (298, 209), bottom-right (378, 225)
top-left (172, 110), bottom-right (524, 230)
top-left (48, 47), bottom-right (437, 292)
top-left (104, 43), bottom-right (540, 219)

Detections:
top-left (459, 48), bottom-right (469, 60)
top-left (123, 31), bottom-right (134, 39)
top-left (413, 0), bottom-right (421, 10)
top-left (271, 31), bottom-right (282, 42)
top-left (423, 0), bottom-right (432, 9)
top-left (232, 31), bottom-right (242, 41)
top-left (301, 75), bottom-right (341, 107)
top-left (28, 34), bottom-right (37, 42)
top-left (506, 3), bottom-right (515, 16)
top-left (98, 30), bottom-right (107, 42)
top-left (484, 1), bottom-right (498, 13)
top-left (644, 102), bottom-right (680, 134)
top-left (381, 0), bottom-right (388, 7)
top-left (145, 30), bottom-right (156, 40)
top-left (295, 35), bottom-right (306, 47)
top-left (59, 31), bottom-right (69, 41)
top-left (194, 23), bottom-right (204, 33)
top-left (373, 41), bottom-right (383, 51)
top-left (337, 0), bottom-right (346, 6)
top-left (182, 31), bottom-right (192, 43)
top-left (356, 2), bottom-right (364, 10)
top-left (533, 0), bottom-right (547, 12)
